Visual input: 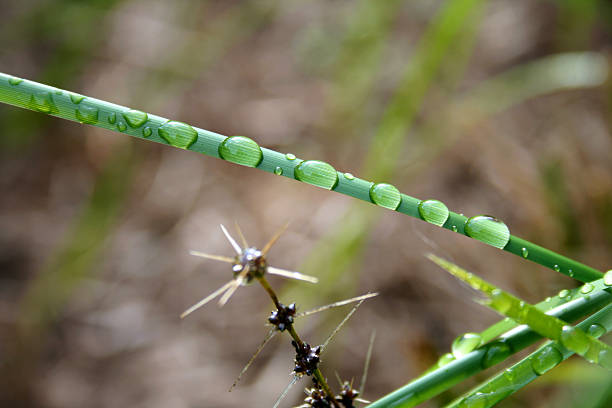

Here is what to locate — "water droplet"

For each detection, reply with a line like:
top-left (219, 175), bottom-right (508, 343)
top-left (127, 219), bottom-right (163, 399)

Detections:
top-left (521, 247), bottom-right (528, 258)
top-left (481, 340), bottom-right (511, 368)
top-left (122, 110), bottom-right (148, 128)
top-left (8, 77), bottom-right (23, 86)
top-left (294, 160), bottom-right (338, 190)
top-left (558, 289), bottom-right (570, 298)
top-left (489, 289), bottom-right (512, 314)
top-left (598, 350), bottom-right (612, 369)
top-left (437, 353), bottom-right (455, 367)
top-left (274, 166), bottom-right (283, 175)
top-left (580, 283), bottom-right (593, 294)
top-left (531, 345), bottom-right (563, 375)
top-left (158, 121), bottom-right (198, 149)
top-left (560, 325), bottom-right (589, 355)
top-left (452, 333), bottom-right (482, 358)
top-left (464, 215), bottom-right (510, 249)
top-left (418, 199), bottom-right (449, 226)
top-left (369, 183), bottom-right (401, 210)
top-left (452, 225), bottom-right (458, 232)
top-left (75, 103), bottom-right (99, 124)
top-left (117, 121), bottom-right (127, 132)
top-left (569, 269), bottom-right (575, 278)
top-left (70, 93), bottom-right (85, 104)
top-left (29, 91), bottom-right (58, 114)
top-left (285, 153), bottom-right (296, 160)
top-left (218, 136), bottom-right (263, 167)
top-left (554, 264), bottom-right (561, 273)
top-left (142, 127), bottom-right (152, 137)
top-left (344, 172), bottom-right (354, 180)
top-left (604, 270), bottom-right (612, 286)
top-left (108, 112), bottom-right (117, 124)
top-left (587, 323), bottom-right (606, 337)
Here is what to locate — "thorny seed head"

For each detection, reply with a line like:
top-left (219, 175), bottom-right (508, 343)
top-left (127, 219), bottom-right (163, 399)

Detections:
top-left (297, 381), bottom-right (332, 408)
top-left (268, 303), bottom-right (297, 331)
top-left (233, 247), bottom-right (267, 282)
top-left (292, 340), bottom-right (321, 376)
top-left (335, 381), bottom-right (359, 408)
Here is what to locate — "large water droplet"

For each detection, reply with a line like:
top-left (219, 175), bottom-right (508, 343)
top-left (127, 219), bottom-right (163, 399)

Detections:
top-left (274, 166), bottom-right (283, 175)
top-left (437, 353), bottom-right (455, 367)
top-left (558, 289), bottom-right (570, 298)
top-left (142, 127), bottom-right (152, 137)
top-left (452, 333), bottom-right (482, 358)
top-left (158, 121), bottom-right (198, 149)
top-left (580, 283), bottom-right (594, 294)
top-left (344, 172), bottom-right (354, 180)
top-left (218, 136), bottom-right (263, 167)
top-left (560, 325), bottom-right (589, 355)
top-left (29, 91), bottom-right (58, 114)
top-left (587, 323), bottom-right (606, 337)
top-left (521, 247), bottom-right (529, 258)
top-left (531, 345), bottom-right (563, 375)
top-left (122, 110), bottom-right (148, 128)
top-left (464, 215), bottom-right (510, 249)
top-left (108, 112), bottom-right (117, 124)
top-left (75, 103), bottom-right (99, 124)
top-left (418, 199), bottom-right (449, 226)
top-left (285, 153), bottom-right (296, 160)
top-left (117, 122), bottom-right (127, 132)
top-left (604, 270), bottom-right (612, 286)
top-left (481, 340), bottom-right (511, 368)
top-left (369, 183), bottom-right (401, 210)
top-left (294, 160), bottom-right (338, 190)
top-left (8, 77), bottom-right (23, 86)
top-left (70, 93), bottom-right (85, 104)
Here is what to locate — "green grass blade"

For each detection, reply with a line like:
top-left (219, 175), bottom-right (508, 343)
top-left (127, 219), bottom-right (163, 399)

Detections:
top-left (0, 71), bottom-right (606, 283)
top-left (445, 304), bottom-right (612, 408)
top-left (365, 284), bottom-right (612, 408)
top-left (429, 255), bottom-right (612, 370)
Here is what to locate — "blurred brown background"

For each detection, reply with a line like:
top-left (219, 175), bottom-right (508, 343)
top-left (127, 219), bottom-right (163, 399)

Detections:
top-left (1, 0), bottom-right (612, 407)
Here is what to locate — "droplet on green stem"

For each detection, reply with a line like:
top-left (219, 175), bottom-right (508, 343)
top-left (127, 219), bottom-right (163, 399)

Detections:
top-left (521, 247), bottom-right (528, 258)
top-left (560, 325), bottom-right (589, 355)
top-left (122, 110), bottom-right (148, 128)
top-left (452, 332), bottom-right (482, 358)
top-left (108, 112), bottom-right (117, 124)
top-left (344, 172), bottom-right (354, 180)
top-left (418, 199), bottom-right (449, 226)
top-left (481, 340), bottom-right (511, 368)
top-left (274, 166), bottom-right (283, 175)
top-left (218, 135), bottom-right (263, 167)
top-left (598, 350), bottom-right (612, 369)
top-left (437, 353), bottom-right (455, 367)
top-left (8, 76), bottom-right (23, 86)
top-left (558, 289), bottom-right (570, 298)
top-left (75, 103), bottom-right (99, 124)
top-left (580, 283), bottom-right (593, 294)
top-left (294, 160), bottom-right (338, 190)
top-left (29, 91), bottom-right (58, 114)
top-left (285, 153), bottom-right (296, 160)
top-left (117, 122), bottom-right (127, 132)
top-left (554, 264), bottom-right (561, 273)
top-left (158, 121), bottom-right (198, 149)
top-left (464, 215), bottom-right (510, 249)
top-left (587, 323), bottom-right (606, 337)
top-left (142, 127), bottom-right (152, 137)
top-left (70, 93), bottom-right (85, 104)
top-left (369, 183), bottom-right (401, 210)
top-left (604, 270), bottom-right (612, 286)
top-left (531, 345), bottom-right (563, 375)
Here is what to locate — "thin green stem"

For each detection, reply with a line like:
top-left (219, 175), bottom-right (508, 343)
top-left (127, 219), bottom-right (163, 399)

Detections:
top-left (366, 287), bottom-right (612, 408)
top-left (446, 304), bottom-right (612, 408)
top-left (0, 73), bottom-right (604, 283)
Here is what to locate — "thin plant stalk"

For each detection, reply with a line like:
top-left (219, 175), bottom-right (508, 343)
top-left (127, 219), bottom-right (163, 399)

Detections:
top-left (0, 73), bottom-right (605, 283)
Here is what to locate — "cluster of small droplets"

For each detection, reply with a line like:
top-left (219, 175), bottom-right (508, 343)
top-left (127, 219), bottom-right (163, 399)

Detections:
top-left (335, 382), bottom-right (360, 408)
top-left (292, 341), bottom-right (321, 376)
top-left (268, 303), bottom-right (296, 331)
